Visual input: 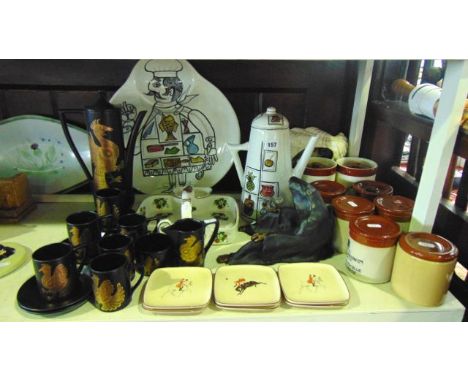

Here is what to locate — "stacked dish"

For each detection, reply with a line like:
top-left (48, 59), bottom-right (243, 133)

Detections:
top-left (213, 265), bottom-right (281, 311)
top-left (142, 267), bottom-right (213, 314)
top-left (278, 263), bottom-right (349, 308)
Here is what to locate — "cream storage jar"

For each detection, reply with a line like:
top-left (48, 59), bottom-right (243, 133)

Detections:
top-left (346, 215), bottom-right (401, 283)
top-left (302, 157), bottom-right (337, 183)
top-left (391, 232), bottom-right (458, 307)
top-left (331, 195), bottom-right (375, 254)
top-left (374, 195), bottom-right (415, 233)
top-left (335, 157), bottom-right (378, 188)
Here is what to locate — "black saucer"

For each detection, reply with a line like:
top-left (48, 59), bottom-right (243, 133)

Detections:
top-left (17, 274), bottom-right (92, 315)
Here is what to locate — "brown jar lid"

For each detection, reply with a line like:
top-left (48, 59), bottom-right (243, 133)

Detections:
top-left (398, 232), bottom-right (458, 263)
top-left (353, 180), bottom-right (393, 200)
top-left (336, 157), bottom-right (378, 177)
top-left (350, 215), bottom-right (401, 248)
top-left (331, 195), bottom-right (375, 221)
top-left (375, 195), bottom-right (414, 222)
top-left (312, 180), bottom-right (346, 203)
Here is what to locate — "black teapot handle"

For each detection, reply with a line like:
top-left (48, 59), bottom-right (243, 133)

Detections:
top-left (59, 109), bottom-right (93, 182)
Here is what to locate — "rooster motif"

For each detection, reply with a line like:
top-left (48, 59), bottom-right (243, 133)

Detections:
top-left (39, 263), bottom-right (69, 292)
top-left (179, 235), bottom-right (202, 263)
top-left (68, 226), bottom-right (80, 247)
top-left (89, 119), bottom-right (122, 189)
top-left (92, 275), bottom-right (126, 312)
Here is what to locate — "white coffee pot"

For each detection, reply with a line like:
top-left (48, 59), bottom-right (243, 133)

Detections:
top-left (227, 107), bottom-right (317, 220)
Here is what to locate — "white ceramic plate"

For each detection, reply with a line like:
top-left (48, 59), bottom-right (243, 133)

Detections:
top-left (143, 267), bottom-right (213, 310)
top-left (213, 265), bottom-right (281, 307)
top-left (136, 194), bottom-right (240, 246)
top-left (110, 59), bottom-right (240, 194)
top-left (0, 115), bottom-right (91, 194)
top-left (278, 263), bottom-right (349, 306)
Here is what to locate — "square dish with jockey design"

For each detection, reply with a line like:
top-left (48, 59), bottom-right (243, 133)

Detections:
top-left (278, 263), bottom-right (350, 307)
top-left (213, 265), bottom-right (281, 308)
top-left (143, 267), bottom-right (213, 311)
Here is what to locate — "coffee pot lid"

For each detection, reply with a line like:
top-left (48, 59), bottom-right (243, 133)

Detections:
top-left (251, 106), bottom-right (289, 130)
top-left (85, 91), bottom-right (119, 113)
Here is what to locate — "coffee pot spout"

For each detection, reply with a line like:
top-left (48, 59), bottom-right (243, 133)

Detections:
top-left (292, 135), bottom-right (318, 179)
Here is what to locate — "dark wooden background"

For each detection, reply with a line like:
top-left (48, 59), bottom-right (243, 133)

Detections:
top-left (0, 59), bottom-right (359, 191)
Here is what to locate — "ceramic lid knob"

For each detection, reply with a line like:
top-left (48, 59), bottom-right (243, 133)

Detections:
top-left (252, 106), bottom-right (289, 130)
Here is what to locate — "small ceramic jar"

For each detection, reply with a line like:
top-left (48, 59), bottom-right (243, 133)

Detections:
top-left (352, 180), bottom-right (393, 201)
top-left (391, 232), bottom-right (458, 307)
top-left (336, 157), bottom-right (378, 188)
top-left (302, 157), bottom-right (337, 183)
top-left (331, 195), bottom-right (375, 254)
top-left (312, 180), bottom-right (347, 204)
top-left (374, 195), bottom-right (414, 233)
top-left (346, 215), bottom-right (401, 283)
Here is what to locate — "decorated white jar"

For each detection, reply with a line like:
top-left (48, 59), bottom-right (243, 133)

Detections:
top-left (374, 195), bottom-right (415, 233)
top-left (346, 215), bottom-right (401, 283)
top-left (302, 157), bottom-right (337, 183)
top-left (391, 232), bottom-right (458, 307)
top-left (331, 195), bottom-right (375, 254)
top-left (335, 157), bottom-right (378, 188)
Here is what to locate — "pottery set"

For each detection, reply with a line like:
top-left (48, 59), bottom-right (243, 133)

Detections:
top-left (8, 59), bottom-right (461, 319)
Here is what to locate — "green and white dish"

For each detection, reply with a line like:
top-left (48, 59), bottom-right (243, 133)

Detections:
top-left (0, 115), bottom-right (92, 194)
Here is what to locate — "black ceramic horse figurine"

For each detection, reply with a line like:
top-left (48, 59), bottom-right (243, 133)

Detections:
top-left (217, 176), bottom-right (335, 265)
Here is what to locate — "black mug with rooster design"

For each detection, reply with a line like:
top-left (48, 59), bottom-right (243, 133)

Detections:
top-left (94, 187), bottom-right (123, 234)
top-left (32, 242), bottom-right (87, 303)
top-left (158, 218), bottom-right (219, 267)
top-left (66, 211), bottom-right (101, 264)
top-left (98, 233), bottom-right (136, 280)
top-left (89, 253), bottom-right (143, 312)
top-left (134, 232), bottom-right (174, 276)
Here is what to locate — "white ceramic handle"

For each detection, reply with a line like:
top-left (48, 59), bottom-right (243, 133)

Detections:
top-left (156, 219), bottom-right (172, 233)
top-left (227, 142), bottom-right (249, 186)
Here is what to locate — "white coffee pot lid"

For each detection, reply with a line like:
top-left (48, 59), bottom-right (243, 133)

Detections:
top-left (251, 106), bottom-right (289, 130)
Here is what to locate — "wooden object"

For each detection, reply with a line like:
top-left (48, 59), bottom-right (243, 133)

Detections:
top-left (0, 172), bottom-right (35, 222)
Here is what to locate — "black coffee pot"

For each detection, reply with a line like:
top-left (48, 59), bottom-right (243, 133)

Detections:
top-left (59, 92), bottom-right (146, 212)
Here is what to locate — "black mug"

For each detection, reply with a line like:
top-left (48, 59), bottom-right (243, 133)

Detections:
top-left (135, 232), bottom-right (174, 276)
top-left (32, 242), bottom-right (87, 302)
top-left (95, 187), bottom-right (123, 234)
top-left (118, 213), bottom-right (149, 241)
top-left (89, 253), bottom-right (143, 312)
top-left (158, 218), bottom-right (219, 267)
top-left (98, 233), bottom-right (136, 280)
top-left (66, 210), bottom-right (100, 264)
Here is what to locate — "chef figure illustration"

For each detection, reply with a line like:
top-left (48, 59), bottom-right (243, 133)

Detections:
top-left (138, 59), bottom-right (218, 191)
